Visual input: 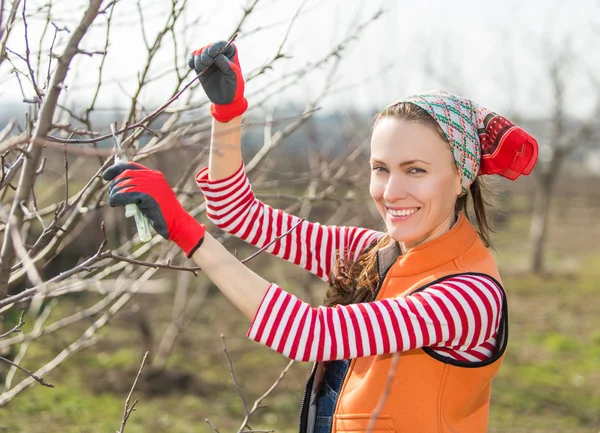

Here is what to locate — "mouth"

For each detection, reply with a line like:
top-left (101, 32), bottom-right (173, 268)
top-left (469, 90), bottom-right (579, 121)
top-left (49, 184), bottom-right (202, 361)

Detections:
top-left (386, 207), bottom-right (420, 220)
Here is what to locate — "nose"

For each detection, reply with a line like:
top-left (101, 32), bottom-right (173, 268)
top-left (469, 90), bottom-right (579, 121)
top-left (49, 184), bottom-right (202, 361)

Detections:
top-left (383, 174), bottom-right (409, 202)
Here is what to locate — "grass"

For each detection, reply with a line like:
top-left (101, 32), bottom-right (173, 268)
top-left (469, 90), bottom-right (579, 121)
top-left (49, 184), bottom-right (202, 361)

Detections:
top-left (489, 263), bottom-right (600, 433)
top-left (1, 200), bottom-right (599, 432)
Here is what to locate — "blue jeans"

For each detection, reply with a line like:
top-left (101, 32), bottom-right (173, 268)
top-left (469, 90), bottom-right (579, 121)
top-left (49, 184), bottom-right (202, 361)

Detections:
top-left (314, 359), bottom-right (350, 433)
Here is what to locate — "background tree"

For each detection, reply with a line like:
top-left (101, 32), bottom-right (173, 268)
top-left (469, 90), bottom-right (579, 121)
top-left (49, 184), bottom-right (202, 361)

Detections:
top-left (528, 49), bottom-right (599, 274)
top-left (0, 0), bottom-right (381, 408)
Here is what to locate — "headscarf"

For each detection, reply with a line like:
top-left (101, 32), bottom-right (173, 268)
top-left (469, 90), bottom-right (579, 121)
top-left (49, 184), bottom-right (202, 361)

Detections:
top-left (394, 90), bottom-right (538, 193)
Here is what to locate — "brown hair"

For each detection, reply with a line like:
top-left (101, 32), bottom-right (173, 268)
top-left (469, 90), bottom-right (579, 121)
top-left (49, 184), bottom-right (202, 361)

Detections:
top-left (324, 102), bottom-right (494, 307)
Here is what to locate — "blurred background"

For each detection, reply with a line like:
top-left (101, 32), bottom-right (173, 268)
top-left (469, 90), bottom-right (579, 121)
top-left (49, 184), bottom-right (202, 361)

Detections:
top-left (0, 0), bottom-right (598, 432)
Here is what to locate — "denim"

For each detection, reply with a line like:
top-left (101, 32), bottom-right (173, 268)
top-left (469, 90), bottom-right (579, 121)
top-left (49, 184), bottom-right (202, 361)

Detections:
top-left (314, 359), bottom-right (350, 433)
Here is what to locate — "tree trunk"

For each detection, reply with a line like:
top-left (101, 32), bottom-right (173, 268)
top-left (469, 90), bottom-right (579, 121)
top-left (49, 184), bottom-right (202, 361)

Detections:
top-left (529, 182), bottom-right (552, 274)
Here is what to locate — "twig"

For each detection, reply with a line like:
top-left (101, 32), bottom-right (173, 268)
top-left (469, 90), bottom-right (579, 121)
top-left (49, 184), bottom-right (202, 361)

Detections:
top-left (366, 352), bottom-right (400, 433)
top-left (0, 250), bottom-right (111, 310)
top-left (205, 418), bottom-right (221, 433)
top-left (150, 275), bottom-right (208, 373)
top-left (21, 0), bottom-right (44, 101)
top-left (0, 310), bottom-right (25, 338)
top-left (0, 263), bottom-right (161, 405)
top-left (238, 359), bottom-right (294, 433)
top-left (46, 23), bottom-right (61, 90)
top-left (107, 252), bottom-right (201, 276)
top-left (0, 355), bottom-right (54, 388)
top-left (241, 431), bottom-right (274, 433)
top-left (8, 213), bottom-right (45, 289)
top-left (50, 32), bottom-right (239, 146)
top-left (0, 152), bottom-right (25, 191)
top-left (0, 119), bottom-right (16, 142)
top-left (221, 334), bottom-right (250, 416)
top-left (104, 218), bottom-right (303, 278)
top-left (0, 109), bottom-right (319, 157)
top-left (4, 300), bottom-right (54, 390)
top-left (117, 351), bottom-right (148, 433)
top-left (63, 144), bottom-right (69, 206)
top-left (0, 0), bottom-right (22, 69)
top-left (30, 184), bottom-right (46, 229)
top-left (241, 219), bottom-right (303, 263)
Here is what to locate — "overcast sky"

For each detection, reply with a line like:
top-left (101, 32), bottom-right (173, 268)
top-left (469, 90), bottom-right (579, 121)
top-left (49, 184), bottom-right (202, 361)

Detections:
top-left (1, 0), bottom-right (599, 119)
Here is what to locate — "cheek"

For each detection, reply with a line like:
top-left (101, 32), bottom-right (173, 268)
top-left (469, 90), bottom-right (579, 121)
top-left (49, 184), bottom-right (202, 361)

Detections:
top-left (410, 175), bottom-right (456, 208)
top-left (369, 175), bottom-right (384, 201)
top-left (426, 176), bottom-right (460, 209)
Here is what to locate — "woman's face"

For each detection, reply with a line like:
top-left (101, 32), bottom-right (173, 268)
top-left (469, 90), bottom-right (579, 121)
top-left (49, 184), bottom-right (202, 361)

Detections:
top-left (369, 117), bottom-right (462, 250)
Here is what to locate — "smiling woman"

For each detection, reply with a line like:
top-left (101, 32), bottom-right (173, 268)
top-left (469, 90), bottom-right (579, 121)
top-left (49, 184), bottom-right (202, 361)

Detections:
top-left (369, 107), bottom-right (463, 250)
top-left (103, 41), bottom-right (539, 433)
top-left (326, 101), bottom-right (497, 308)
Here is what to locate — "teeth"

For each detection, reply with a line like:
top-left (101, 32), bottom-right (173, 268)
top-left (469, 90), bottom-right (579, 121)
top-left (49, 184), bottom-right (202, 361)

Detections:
top-left (387, 208), bottom-right (418, 217)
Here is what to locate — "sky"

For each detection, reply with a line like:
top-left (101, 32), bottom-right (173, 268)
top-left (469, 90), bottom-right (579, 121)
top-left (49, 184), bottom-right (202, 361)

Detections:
top-left (1, 0), bottom-right (599, 120)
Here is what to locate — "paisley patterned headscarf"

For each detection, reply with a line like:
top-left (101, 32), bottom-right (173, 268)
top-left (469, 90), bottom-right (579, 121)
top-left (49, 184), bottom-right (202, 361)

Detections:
top-left (392, 90), bottom-right (538, 193)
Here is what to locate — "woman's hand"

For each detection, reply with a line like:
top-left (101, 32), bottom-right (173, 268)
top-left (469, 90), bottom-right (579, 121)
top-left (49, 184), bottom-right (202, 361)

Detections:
top-left (188, 40), bottom-right (248, 123)
top-left (103, 162), bottom-right (206, 258)
top-left (104, 161), bottom-right (271, 320)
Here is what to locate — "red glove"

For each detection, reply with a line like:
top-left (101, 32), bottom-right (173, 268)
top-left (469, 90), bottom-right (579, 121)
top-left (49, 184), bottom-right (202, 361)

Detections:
top-left (188, 41), bottom-right (248, 123)
top-left (103, 162), bottom-right (205, 258)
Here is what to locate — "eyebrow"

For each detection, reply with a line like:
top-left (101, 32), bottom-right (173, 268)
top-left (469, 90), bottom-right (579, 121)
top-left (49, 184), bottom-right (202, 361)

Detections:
top-left (370, 159), bottom-right (431, 166)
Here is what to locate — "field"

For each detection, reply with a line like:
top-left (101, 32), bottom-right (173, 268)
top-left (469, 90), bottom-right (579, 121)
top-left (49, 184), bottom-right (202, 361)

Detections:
top-left (0, 193), bottom-right (599, 433)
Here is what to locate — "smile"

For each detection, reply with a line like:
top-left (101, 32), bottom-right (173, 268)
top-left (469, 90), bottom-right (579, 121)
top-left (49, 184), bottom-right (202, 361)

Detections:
top-left (386, 207), bottom-right (420, 217)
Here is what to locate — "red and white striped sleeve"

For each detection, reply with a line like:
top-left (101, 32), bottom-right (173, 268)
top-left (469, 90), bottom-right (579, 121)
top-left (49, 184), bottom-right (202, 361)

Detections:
top-left (196, 163), bottom-right (383, 281)
top-left (246, 274), bottom-right (504, 362)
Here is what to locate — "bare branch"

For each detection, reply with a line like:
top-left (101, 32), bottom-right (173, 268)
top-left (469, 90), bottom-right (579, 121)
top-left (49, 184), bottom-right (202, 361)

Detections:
top-left (366, 353), bottom-right (400, 433)
top-left (4, 301), bottom-right (54, 390)
top-left (49, 32), bottom-right (239, 146)
top-left (238, 359), bottom-right (294, 433)
top-left (0, 0), bottom-right (106, 299)
top-left (0, 262), bottom-right (162, 405)
top-left (21, 0), bottom-right (44, 101)
top-left (0, 249), bottom-right (111, 311)
top-left (221, 334), bottom-right (250, 417)
top-left (0, 151), bottom-right (25, 191)
top-left (0, 356), bottom-right (54, 388)
top-left (0, 310), bottom-right (25, 338)
top-left (107, 251), bottom-right (201, 276)
top-left (205, 418), bottom-right (221, 433)
top-left (117, 351), bottom-right (148, 433)
top-left (237, 218), bottom-right (303, 263)
top-left (150, 276), bottom-right (209, 373)
top-left (229, 0), bottom-right (261, 37)
top-left (0, 0), bottom-right (22, 68)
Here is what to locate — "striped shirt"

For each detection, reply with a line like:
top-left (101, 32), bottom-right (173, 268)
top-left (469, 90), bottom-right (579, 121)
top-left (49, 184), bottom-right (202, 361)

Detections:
top-left (196, 164), bottom-right (504, 362)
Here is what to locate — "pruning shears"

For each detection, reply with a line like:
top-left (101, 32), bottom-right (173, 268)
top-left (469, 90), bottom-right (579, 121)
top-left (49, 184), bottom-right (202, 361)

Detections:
top-left (110, 123), bottom-right (152, 243)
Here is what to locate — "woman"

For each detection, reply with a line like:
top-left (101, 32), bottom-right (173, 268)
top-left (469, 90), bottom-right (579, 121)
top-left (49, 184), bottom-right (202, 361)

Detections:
top-left (103, 41), bottom-right (538, 433)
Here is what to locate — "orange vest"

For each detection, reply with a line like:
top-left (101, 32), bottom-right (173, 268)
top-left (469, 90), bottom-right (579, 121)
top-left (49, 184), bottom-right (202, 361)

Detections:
top-left (302, 213), bottom-right (508, 433)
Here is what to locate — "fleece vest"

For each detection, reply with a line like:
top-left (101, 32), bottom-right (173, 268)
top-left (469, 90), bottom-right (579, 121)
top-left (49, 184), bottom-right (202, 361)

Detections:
top-left (301, 213), bottom-right (508, 433)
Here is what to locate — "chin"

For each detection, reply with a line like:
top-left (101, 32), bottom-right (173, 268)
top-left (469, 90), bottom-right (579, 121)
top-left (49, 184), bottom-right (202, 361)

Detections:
top-left (386, 226), bottom-right (422, 245)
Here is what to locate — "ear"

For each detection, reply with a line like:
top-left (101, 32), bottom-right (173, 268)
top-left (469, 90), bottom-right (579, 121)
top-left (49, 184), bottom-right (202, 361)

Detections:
top-left (454, 171), bottom-right (464, 197)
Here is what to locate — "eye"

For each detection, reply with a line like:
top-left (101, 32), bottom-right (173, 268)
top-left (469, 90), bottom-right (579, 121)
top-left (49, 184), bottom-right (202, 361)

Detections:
top-left (408, 167), bottom-right (426, 174)
top-left (371, 166), bottom-right (388, 173)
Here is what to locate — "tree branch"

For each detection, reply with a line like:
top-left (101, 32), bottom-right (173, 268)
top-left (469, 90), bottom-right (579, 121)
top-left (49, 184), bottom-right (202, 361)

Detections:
top-left (0, 0), bottom-right (106, 299)
top-left (0, 355), bottom-right (54, 388)
top-left (117, 351), bottom-right (148, 433)
top-left (0, 310), bottom-right (24, 338)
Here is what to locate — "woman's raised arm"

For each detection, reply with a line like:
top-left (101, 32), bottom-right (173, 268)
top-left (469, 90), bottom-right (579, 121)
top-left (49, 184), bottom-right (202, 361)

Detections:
top-left (190, 41), bottom-right (382, 280)
top-left (209, 117), bottom-right (242, 181)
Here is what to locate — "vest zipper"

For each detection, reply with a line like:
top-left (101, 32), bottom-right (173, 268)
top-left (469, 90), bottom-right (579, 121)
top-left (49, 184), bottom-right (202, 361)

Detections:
top-left (298, 363), bottom-right (316, 433)
top-left (299, 252), bottom-right (391, 433)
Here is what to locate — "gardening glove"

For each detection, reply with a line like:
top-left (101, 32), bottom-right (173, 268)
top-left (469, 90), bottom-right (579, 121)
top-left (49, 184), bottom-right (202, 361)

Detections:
top-left (188, 40), bottom-right (248, 123)
top-left (103, 162), bottom-right (206, 258)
